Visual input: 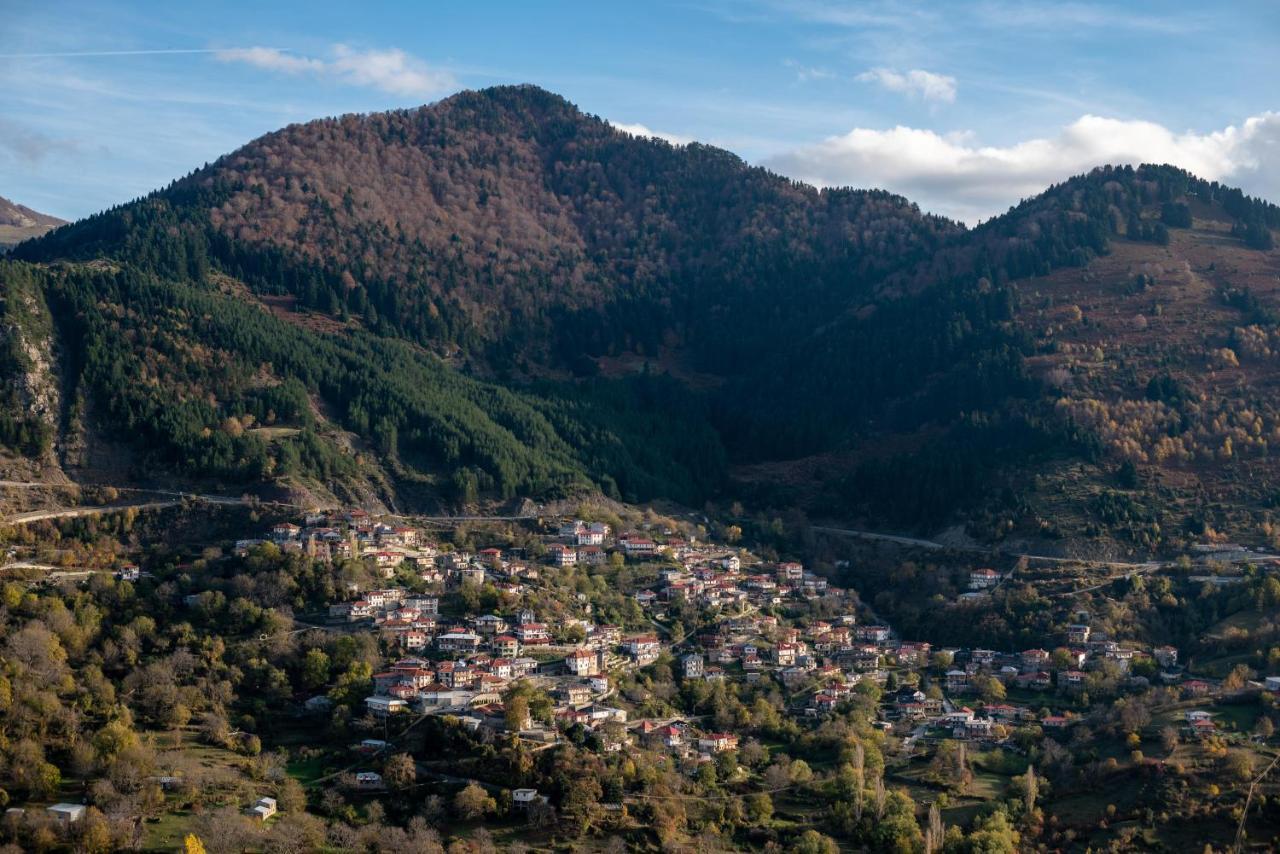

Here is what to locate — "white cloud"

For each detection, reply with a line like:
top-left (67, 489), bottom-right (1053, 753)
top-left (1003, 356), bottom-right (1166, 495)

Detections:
top-left (856, 68), bottom-right (957, 103)
top-left (216, 45), bottom-right (455, 99)
top-left (765, 112), bottom-right (1280, 224)
top-left (609, 121), bottom-right (692, 146)
top-left (216, 47), bottom-right (323, 75)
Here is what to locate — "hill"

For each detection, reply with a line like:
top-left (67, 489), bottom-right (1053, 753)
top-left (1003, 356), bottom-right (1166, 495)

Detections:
top-left (0, 195), bottom-right (64, 250)
top-left (7, 87), bottom-right (1280, 552)
top-left (21, 85), bottom-right (956, 377)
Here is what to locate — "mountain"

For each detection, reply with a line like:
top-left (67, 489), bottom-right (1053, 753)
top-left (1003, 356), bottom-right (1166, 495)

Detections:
top-left (0, 196), bottom-right (64, 250)
top-left (24, 86), bottom-right (957, 377)
top-left (6, 86), bottom-right (1280, 552)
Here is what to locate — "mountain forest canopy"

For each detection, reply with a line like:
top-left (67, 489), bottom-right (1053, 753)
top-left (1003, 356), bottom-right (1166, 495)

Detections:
top-left (5, 85), bottom-right (1280, 541)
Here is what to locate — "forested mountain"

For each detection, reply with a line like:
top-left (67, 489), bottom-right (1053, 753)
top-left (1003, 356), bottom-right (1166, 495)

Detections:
top-left (20, 85), bottom-right (956, 376)
top-left (6, 86), bottom-right (1280, 550)
top-left (0, 195), bottom-right (64, 250)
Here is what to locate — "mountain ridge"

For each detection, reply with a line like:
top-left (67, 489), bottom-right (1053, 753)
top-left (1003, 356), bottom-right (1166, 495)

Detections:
top-left (0, 195), bottom-right (65, 250)
top-left (7, 86), bottom-right (1280, 554)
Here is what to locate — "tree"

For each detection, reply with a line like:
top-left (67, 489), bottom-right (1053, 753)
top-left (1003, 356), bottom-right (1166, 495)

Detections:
top-left (793, 829), bottom-right (839, 854)
top-left (384, 753), bottom-right (416, 790)
top-left (183, 834), bottom-right (207, 854)
top-left (747, 791), bottom-right (773, 823)
top-left (504, 695), bottom-right (530, 732)
top-left (301, 648), bottom-right (331, 690)
top-left (454, 783), bottom-right (495, 820)
top-left (1023, 765), bottom-right (1038, 816)
top-left (277, 776), bottom-right (308, 813)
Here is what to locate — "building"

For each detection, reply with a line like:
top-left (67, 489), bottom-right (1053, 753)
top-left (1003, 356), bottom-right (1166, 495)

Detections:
top-left (969, 568), bottom-right (1000, 590)
top-left (365, 697), bottom-right (408, 718)
top-left (46, 804), bottom-right (87, 825)
top-left (698, 733), bottom-right (740, 753)
top-left (566, 647), bottom-right (604, 676)
top-left (437, 631), bottom-right (482, 653)
top-left (246, 797), bottom-right (277, 821)
top-left (513, 788), bottom-right (547, 810)
top-left (547, 544), bottom-right (578, 567)
top-left (681, 653), bottom-right (704, 679)
top-left (355, 772), bottom-right (384, 790)
top-left (620, 536), bottom-right (657, 557)
top-left (516, 623), bottom-right (551, 645)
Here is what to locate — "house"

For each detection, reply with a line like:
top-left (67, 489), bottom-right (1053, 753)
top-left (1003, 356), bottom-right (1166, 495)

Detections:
top-left (246, 797), bottom-right (277, 821)
top-left (625, 634), bottom-right (661, 664)
top-left (576, 526), bottom-right (606, 546)
top-left (856, 625), bottom-right (891, 643)
top-left (547, 544), bottom-right (578, 567)
top-left (1265, 676), bottom-right (1280, 693)
top-left (516, 623), bottom-right (551, 645)
top-left (620, 536), bottom-right (657, 557)
top-left (1020, 649), bottom-right (1051, 670)
top-left (698, 733), bottom-right (740, 753)
top-left (512, 788), bottom-right (547, 810)
top-left (1190, 718), bottom-right (1217, 738)
top-left (946, 670), bottom-right (970, 692)
top-left (777, 561), bottom-right (805, 582)
top-left (46, 804), bottom-right (87, 825)
top-left (567, 647), bottom-right (604, 676)
top-left (773, 643), bottom-right (800, 666)
top-left (578, 545), bottom-right (605, 565)
top-left (681, 653), bottom-right (704, 679)
top-left (1016, 671), bottom-right (1051, 690)
top-left (1066, 624), bottom-right (1092, 644)
top-left (355, 772), bottom-right (384, 790)
top-left (400, 630), bottom-right (429, 651)
top-left (437, 631), bottom-right (482, 653)
top-left (365, 697), bottom-right (408, 718)
top-left (492, 635), bottom-right (520, 658)
top-left (1155, 646), bottom-right (1179, 668)
top-left (1060, 670), bottom-right (1087, 690)
top-left (969, 568), bottom-right (1000, 590)
top-left (1041, 715), bottom-right (1073, 729)
top-left (474, 614), bottom-right (509, 635)
top-left (558, 684), bottom-right (593, 706)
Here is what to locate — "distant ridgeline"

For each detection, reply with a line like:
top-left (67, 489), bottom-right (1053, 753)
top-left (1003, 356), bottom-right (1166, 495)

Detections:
top-left (7, 86), bottom-right (1280, 525)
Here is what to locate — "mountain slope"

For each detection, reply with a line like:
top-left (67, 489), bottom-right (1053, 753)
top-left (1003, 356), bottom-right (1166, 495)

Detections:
top-left (20, 86), bottom-right (957, 376)
top-left (8, 88), bottom-right (1280, 546)
top-left (0, 196), bottom-right (64, 250)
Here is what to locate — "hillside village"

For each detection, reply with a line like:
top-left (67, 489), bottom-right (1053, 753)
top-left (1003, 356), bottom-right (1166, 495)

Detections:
top-left (237, 508), bottom-right (1261, 787)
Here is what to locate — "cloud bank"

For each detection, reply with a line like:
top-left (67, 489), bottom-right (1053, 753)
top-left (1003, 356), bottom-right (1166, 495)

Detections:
top-left (216, 45), bottom-right (455, 98)
top-left (766, 112), bottom-right (1280, 223)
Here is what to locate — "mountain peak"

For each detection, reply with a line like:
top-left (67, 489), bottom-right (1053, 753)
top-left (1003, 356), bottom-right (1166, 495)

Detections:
top-left (0, 195), bottom-right (65, 250)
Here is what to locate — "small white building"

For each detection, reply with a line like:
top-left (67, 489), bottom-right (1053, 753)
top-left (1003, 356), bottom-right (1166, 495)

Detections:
top-left (512, 788), bottom-right (546, 809)
top-left (247, 797), bottom-right (277, 821)
top-left (46, 804), bottom-right (87, 825)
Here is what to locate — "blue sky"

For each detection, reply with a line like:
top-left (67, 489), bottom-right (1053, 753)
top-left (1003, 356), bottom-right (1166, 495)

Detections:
top-left (3, 0), bottom-right (1278, 223)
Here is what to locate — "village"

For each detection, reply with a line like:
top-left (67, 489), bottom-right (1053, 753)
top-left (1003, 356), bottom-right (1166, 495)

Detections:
top-left (214, 506), bottom-right (1262, 808)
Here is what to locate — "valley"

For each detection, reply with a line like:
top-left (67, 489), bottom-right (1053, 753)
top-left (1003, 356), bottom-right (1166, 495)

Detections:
top-left (1, 83), bottom-right (1279, 853)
